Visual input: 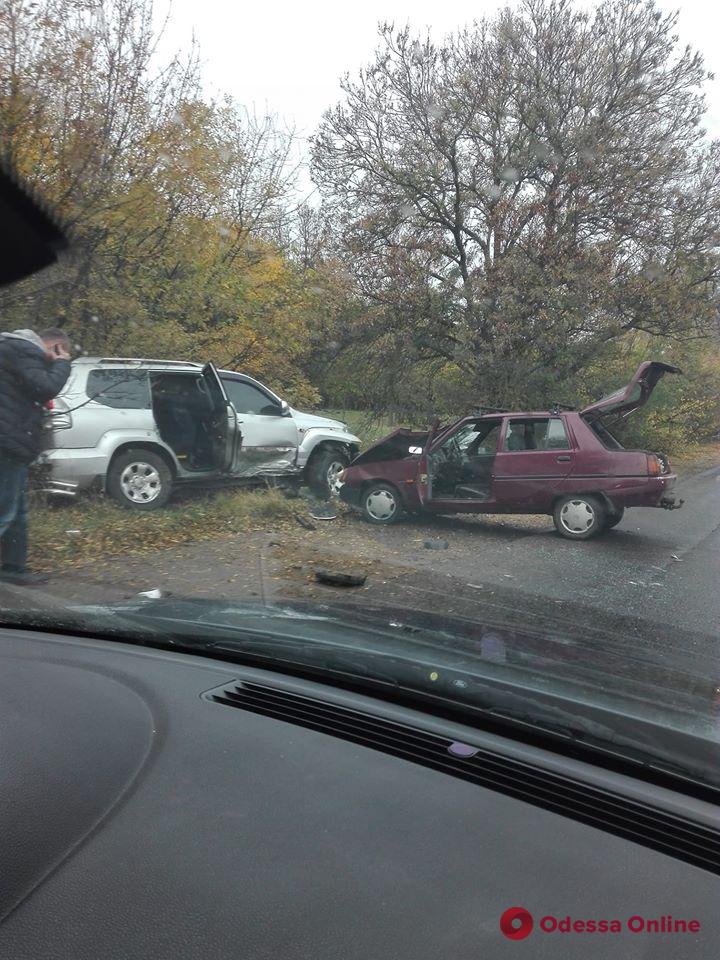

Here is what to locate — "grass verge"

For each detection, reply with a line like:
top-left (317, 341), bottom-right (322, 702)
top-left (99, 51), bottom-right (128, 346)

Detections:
top-left (29, 487), bottom-right (299, 573)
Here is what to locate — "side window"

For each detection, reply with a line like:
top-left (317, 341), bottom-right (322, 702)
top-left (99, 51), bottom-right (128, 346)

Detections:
top-left (544, 417), bottom-right (570, 450)
top-left (503, 418), bottom-right (569, 451)
top-left (222, 379), bottom-right (280, 416)
top-left (473, 422), bottom-right (502, 454)
top-left (434, 421), bottom-right (501, 457)
top-left (86, 370), bottom-right (151, 409)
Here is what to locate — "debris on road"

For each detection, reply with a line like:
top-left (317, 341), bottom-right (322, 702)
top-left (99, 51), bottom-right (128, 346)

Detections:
top-left (295, 514), bottom-right (317, 531)
top-left (137, 588), bottom-right (162, 599)
top-left (309, 503), bottom-right (338, 521)
top-left (424, 539), bottom-right (449, 550)
top-left (314, 570), bottom-right (367, 588)
top-left (670, 554), bottom-right (683, 562)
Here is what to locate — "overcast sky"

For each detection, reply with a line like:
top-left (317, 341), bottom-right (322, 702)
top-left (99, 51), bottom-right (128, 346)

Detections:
top-left (158, 0), bottom-right (720, 188)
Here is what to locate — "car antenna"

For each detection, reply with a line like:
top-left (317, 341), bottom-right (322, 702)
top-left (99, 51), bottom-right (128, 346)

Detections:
top-left (550, 401), bottom-right (575, 414)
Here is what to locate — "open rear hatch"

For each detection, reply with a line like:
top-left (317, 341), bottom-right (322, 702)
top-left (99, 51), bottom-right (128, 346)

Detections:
top-left (580, 361), bottom-right (682, 423)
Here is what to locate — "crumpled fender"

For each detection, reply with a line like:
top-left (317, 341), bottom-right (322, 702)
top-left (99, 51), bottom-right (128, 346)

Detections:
top-left (296, 427), bottom-right (361, 468)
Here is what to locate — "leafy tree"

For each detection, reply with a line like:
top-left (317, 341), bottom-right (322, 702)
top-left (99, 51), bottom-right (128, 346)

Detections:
top-left (312, 0), bottom-right (720, 408)
top-left (0, 0), bottom-right (317, 401)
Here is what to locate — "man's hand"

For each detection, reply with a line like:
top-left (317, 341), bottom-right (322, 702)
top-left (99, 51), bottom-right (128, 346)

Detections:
top-left (52, 343), bottom-right (71, 361)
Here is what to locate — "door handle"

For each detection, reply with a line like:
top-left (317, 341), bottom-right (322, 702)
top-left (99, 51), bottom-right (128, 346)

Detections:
top-left (556, 455), bottom-right (571, 462)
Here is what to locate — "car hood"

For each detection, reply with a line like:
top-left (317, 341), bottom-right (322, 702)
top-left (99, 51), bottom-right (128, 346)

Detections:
top-left (580, 360), bottom-right (682, 420)
top-left (352, 428), bottom-right (431, 465)
top-left (291, 408), bottom-right (348, 432)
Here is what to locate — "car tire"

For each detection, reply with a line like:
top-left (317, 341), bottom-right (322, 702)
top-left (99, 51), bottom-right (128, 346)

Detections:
top-left (361, 482), bottom-right (404, 525)
top-left (107, 449), bottom-right (173, 510)
top-left (604, 506), bottom-right (625, 529)
top-left (553, 494), bottom-right (605, 540)
top-left (306, 448), bottom-right (351, 500)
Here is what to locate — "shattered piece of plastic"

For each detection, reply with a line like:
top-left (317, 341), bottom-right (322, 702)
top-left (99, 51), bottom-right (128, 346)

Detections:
top-left (295, 514), bottom-right (317, 531)
top-left (309, 504), bottom-right (338, 521)
top-left (314, 570), bottom-right (367, 588)
top-left (670, 554), bottom-right (683, 562)
top-left (424, 539), bottom-right (449, 550)
top-left (137, 588), bottom-right (162, 599)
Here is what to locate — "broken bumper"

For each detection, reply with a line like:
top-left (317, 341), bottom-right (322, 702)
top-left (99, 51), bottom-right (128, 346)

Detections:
top-left (42, 479), bottom-right (80, 498)
top-left (339, 484), bottom-right (363, 509)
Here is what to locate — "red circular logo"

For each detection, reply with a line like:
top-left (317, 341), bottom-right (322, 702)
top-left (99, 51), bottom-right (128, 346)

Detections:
top-left (500, 907), bottom-right (534, 941)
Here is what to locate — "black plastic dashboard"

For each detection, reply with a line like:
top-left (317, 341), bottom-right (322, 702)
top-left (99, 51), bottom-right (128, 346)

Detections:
top-left (1, 628), bottom-right (718, 959)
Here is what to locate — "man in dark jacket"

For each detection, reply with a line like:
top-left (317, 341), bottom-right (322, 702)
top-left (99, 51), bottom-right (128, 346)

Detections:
top-left (0, 327), bottom-right (71, 584)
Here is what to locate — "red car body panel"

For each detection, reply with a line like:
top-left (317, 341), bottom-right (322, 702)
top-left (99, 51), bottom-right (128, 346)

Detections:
top-left (340, 363), bottom-right (682, 519)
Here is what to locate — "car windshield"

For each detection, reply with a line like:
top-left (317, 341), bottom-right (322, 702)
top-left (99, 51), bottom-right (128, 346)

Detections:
top-left (0, 0), bottom-right (719, 795)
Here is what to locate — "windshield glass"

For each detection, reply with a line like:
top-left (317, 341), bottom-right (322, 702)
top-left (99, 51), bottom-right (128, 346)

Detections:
top-left (1, 0), bottom-right (719, 795)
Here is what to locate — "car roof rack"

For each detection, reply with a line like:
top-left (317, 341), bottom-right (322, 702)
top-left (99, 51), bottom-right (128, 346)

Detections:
top-left (93, 357), bottom-right (203, 368)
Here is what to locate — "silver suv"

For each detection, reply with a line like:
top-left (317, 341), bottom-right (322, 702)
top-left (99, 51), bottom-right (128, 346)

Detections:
top-left (40, 357), bottom-right (360, 508)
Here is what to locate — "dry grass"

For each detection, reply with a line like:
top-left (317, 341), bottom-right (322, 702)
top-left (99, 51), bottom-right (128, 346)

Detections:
top-left (28, 487), bottom-right (299, 572)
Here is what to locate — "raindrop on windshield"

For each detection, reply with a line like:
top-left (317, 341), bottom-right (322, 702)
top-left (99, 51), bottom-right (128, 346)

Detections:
top-left (500, 166), bottom-right (520, 183)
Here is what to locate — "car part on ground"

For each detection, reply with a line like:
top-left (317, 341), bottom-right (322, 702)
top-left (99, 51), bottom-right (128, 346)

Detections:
top-left (314, 570), bottom-right (367, 587)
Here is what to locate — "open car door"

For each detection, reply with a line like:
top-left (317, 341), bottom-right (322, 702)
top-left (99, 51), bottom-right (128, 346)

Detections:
top-left (580, 361), bottom-right (682, 422)
top-left (416, 419), bottom-right (442, 506)
top-left (201, 362), bottom-right (240, 472)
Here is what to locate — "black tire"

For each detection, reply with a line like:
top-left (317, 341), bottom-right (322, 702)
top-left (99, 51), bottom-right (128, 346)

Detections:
top-left (361, 482), bottom-right (404, 525)
top-left (604, 506), bottom-right (625, 529)
top-left (107, 449), bottom-right (173, 510)
top-left (553, 494), bottom-right (605, 540)
top-left (306, 447), bottom-right (351, 500)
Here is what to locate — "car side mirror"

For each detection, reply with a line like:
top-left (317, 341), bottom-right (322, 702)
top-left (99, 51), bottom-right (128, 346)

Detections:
top-left (280, 400), bottom-right (291, 416)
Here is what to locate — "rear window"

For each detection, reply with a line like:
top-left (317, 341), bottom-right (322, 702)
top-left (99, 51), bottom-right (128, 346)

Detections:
top-left (586, 419), bottom-right (625, 451)
top-left (86, 370), bottom-right (151, 409)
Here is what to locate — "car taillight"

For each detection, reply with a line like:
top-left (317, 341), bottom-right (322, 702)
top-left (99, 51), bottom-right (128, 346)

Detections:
top-left (646, 454), bottom-right (661, 476)
top-left (47, 398), bottom-right (73, 430)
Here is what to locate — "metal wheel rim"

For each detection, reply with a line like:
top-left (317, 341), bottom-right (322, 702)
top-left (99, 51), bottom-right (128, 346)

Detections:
top-left (560, 499), bottom-right (595, 533)
top-left (365, 488), bottom-right (397, 521)
top-left (120, 462), bottom-right (162, 503)
top-left (326, 461), bottom-right (345, 497)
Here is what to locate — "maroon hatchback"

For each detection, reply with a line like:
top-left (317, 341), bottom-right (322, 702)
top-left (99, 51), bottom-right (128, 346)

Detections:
top-left (339, 361), bottom-right (684, 540)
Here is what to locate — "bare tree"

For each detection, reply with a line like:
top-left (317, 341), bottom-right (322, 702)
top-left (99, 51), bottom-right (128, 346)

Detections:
top-left (312, 0), bottom-right (720, 404)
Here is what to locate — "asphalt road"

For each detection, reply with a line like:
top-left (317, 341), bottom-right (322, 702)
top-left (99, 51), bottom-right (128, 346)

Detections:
top-left (2, 463), bottom-right (717, 657)
top-left (367, 463), bottom-right (720, 639)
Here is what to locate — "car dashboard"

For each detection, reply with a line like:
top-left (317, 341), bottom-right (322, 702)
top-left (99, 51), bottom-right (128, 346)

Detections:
top-left (0, 628), bottom-right (718, 959)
